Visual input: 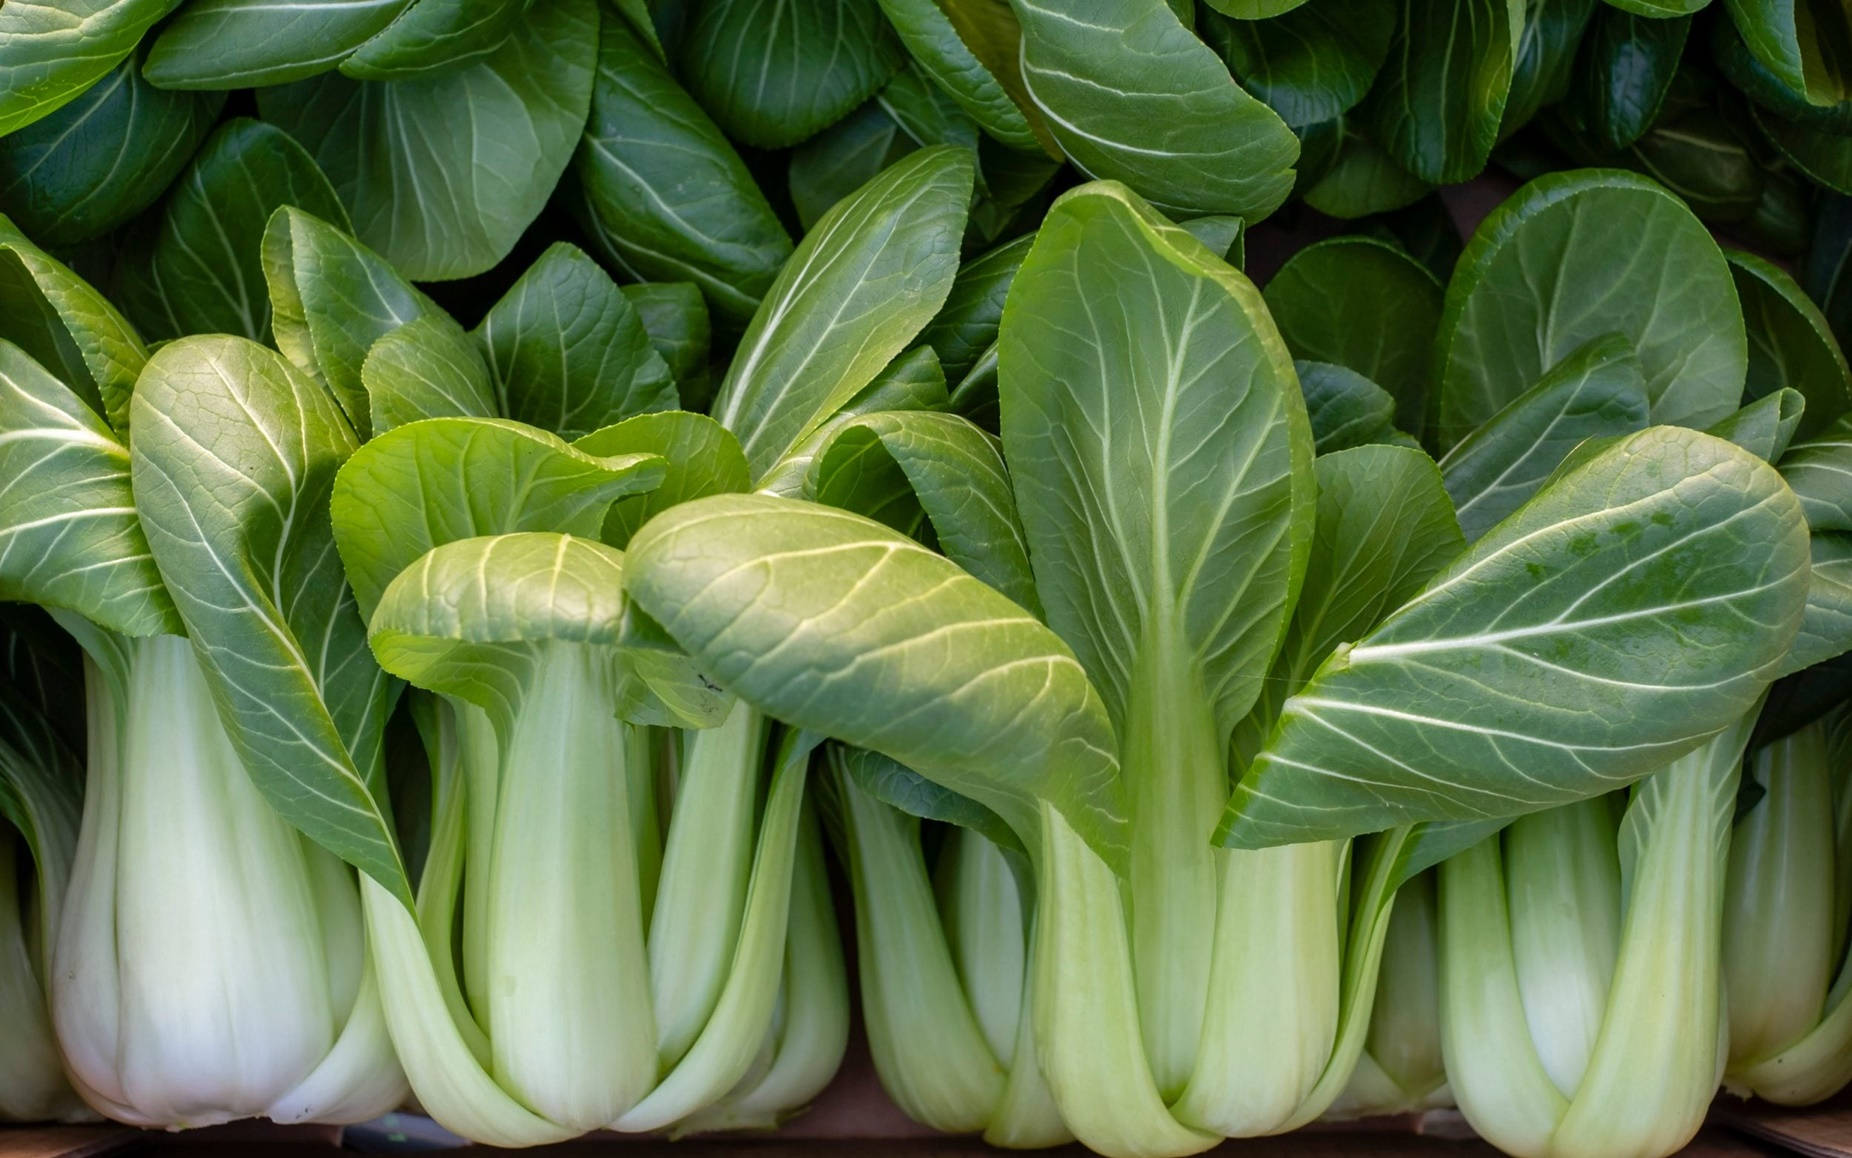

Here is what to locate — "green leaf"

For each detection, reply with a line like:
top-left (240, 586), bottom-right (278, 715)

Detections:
top-left (262, 206), bottom-right (441, 438)
top-left (879, 61), bottom-right (982, 153)
top-left (341, 0), bottom-right (527, 80)
top-left (623, 492), bottom-right (1128, 873)
top-left (1714, 16), bottom-right (1852, 132)
top-left (1434, 169), bottom-right (1747, 447)
top-left (919, 234), bottom-right (1030, 384)
top-left (362, 313), bottom-right (498, 434)
top-left (0, 341), bottom-right (178, 637)
top-left (620, 284), bottom-right (711, 408)
top-left (0, 216), bottom-right (149, 434)
top-left (0, 55), bottom-right (221, 246)
top-left (679, 0), bottom-right (905, 149)
top-left (1201, 0), bottom-right (1394, 130)
top-left (1359, 0), bottom-right (1522, 184)
top-left (256, 0), bottom-right (598, 281)
top-left (1000, 178), bottom-right (1315, 730)
top-left (1263, 236), bottom-right (1442, 433)
top-left (787, 103), bottom-right (917, 232)
top-left (1780, 414), bottom-right (1852, 533)
top-left (1438, 333), bottom-right (1650, 543)
top-left (1232, 445), bottom-right (1463, 768)
top-left (1301, 121), bottom-right (1432, 218)
top-left (872, 0), bottom-right (1049, 154)
top-left (1568, 8), bottom-right (1688, 151)
top-left (755, 346), bottom-right (952, 497)
top-left (1501, 0), bottom-right (1597, 134)
top-left (130, 334), bottom-right (410, 906)
top-left (1731, 251), bottom-right (1852, 437)
top-left (143, 0), bottom-right (410, 88)
top-left (1708, 389), bottom-right (1807, 464)
top-left (836, 745), bottom-right (1021, 854)
top-left (713, 145), bottom-right (973, 481)
top-left (474, 243), bottom-right (678, 439)
top-left (812, 409), bottom-right (1039, 612)
top-left (1014, 0), bottom-right (1300, 220)
top-left (1721, 0), bottom-right (1852, 107)
top-left (0, 0), bottom-right (181, 137)
top-left (1753, 103), bottom-right (1852, 197)
top-left (1221, 426), bottom-right (1811, 849)
top-left (574, 410), bottom-right (751, 550)
top-left (115, 118), bottom-right (351, 344)
top-left (1296, 361), bottom-right (1405, 454)
top-left (330, 416), bottom-right (664, 620)
top-left (1790, 533), bottom-right (1852, 674)
top-left (573, 14), bottom-right (793, 326)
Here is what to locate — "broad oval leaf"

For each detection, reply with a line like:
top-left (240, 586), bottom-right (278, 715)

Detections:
top-left (573, 410), bottom-right (751, 549)
top-left (341, 0), bottom-right (526, 80)
top-left (256, 0), bottom-right (598, 281)
top-left (0, 217), bottom-right (148, 434)
top-left (130, 334), bottom-right (410, 905)
top-left (712, 145), bottom-right (973, 481)
top-left (1731, 252), bottom-right (1852, 438)
top-left (999, 179), bottom-right (1315, 732)
top-left (1301, 124), bottom-right (1432, 219)
top-left (0, 341), bottom-right (177, 637)
top-left (330, 416), bottom-right (665, 620)
top-left (1202, 0), bottom-right (1394, 131)
top-left (1439, 333), bottom-right (1650, 543)
top-left (1358, 0), bottom-right (1522, 184)
top-left (1434, 169), bottom-right (1747, 447)
top-left (678, 0), bottom-right (905, 149)
top-left (475, 242), bottom-right (679, 438)
top-left (361, 313), bottom-right (497, 434)
top-left (1264, 236), bottom-right (1442, 432)
top-left (115, 118), bottom-right (351, 343)
top-left (0, 55), bottom-right (221, 245)
top-left (0, 0), bottom-right (180, 137)
top-left (573, 16), bottom-right (793, 327)
top-left (1014, 0), bottom-right (1300, 220)
top-left (143, 0), bottom-right (410, 88)
top-left (1220, 426), bottom-right (1811, 849)
top-left (1296, 361), bottom-right (1405, 455)
top-left (1570, 8), bottom-right (1688, 151)
top-left (873, 0), bottom-right (1047, 153)
top-left (623, 492), bottom-right (1128, 873)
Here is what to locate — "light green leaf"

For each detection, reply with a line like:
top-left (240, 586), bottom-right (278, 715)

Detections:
top-left (624, 493), bottom-right (1128, 871)
top-left (1359, 0), bottom-right (1521, 184)
top-left (999, 179), bottom-right (1314, 731)
top-left (1438, 333), bottom-right (1650, 543)
top-left (0, 216), bottom-right (148, 434)
top-left (678, 0), bottom-right (905, 149)
top-left (144, 0), bottom-right (410, 87)
top-left (0, 341), bottom-right (177, 637)
top-left (1296, 361), bottom-right (1404, 454)
top-left (262, 206), bottom-right (441, 438)
top-left (1221, 427), bottom-right (1811, 849)
top-left (1015, 0), bottom-right (1299, 220)
top-left (1201, 0), bottom-right (1393, 130)
top-left (342, 0), bottom-right (526, 80)
top-left (836, 744), bottom-right (1021, 855)
top-left (361, 313), bottom-right (497, 434)
top-left (574, 410), bottom-right (750, 549)
top-left (755, 346), bottom-right (952, 497)
top-left (0, 55), bottom-right (221, 245)
top-left (787, 104), bottom-right (916, 232)
top-left (474, 243), bottom-right (678, 439)
top-left (115, 118), bottom-right (351, 343)
top-left (873, 0), bottom-right (1049, 154)
top-left (0, 0), bottom-right (181, 137)
top-left (130, 334), bottom-right (409, 906)
top-left (330, 416), bottom-right (664, 621)
top-left (713, 145), bottom-right (973, 481)
top-left (1790, 533), bottom-right (1852, 674)
top-left (1434, 169), bottom-right (1747, 447)
top-left (1708, 389), bottom-right (1807, 464)
top-left (1780, 414), bottom-right (1852, 533)
top-left (573, 15), bottom-right (793, 326)
top-left (1263, 236), bottom-right (1442, 432)
top-left (257, 0), bottom-right (597, 281)
top-left (812, 409), bottom-right (1039, 612)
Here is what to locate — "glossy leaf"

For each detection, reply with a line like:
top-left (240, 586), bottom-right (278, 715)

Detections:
top-left (116, 118), bottom-right (350, 343)
top-left (1360, 0), bottom-right (1522, 184)
top-left (679, 0), bottom-right (905, 149)
top-left (1731, 251), bottom-right (1852, 436)
top-left (1434, 169), bottom-right (1747, 446)
top-left (130, 334), bottom-right (410, 905)
top-left (1264, 236), bottom-right (1442, 433)
top-left (1014, 0), bottom-right (1300, 220)
top-left (0, 341), bottom-right (177, 637)
top-left (1296, 361), bottom-right (1405, 454)
top-left (1222, 427), bottom-right (1811, 848)
top-left (1438, 334), bottom-right (1650, 543)
top-left (144, 0), bottom-right (410, 88)
top-left (257, 0), bottom-right (598, 281)
top-left (342, 0), bottom-right (527, 80)
top-left (712, 146), bottom-right (972, 481)
top-left (1721, 0), bottom-right (1852, 107)
top-left (623, 493), bottom-right (1128, 872)
top-left (1202, 0), bottom-right (1394, 130)
top-left (873, 0), bottom-right (1048, 153)
top-left (0, 55), bottom-right (221, 245)
top-left (0, 0), bottom-right (180, 137)
top-left (573, 15), bottom-right (793, 326)
top-left (1570, 8), bottom-right (1689, 151)
top-left (1501, 0), bottom-right (1597, 134)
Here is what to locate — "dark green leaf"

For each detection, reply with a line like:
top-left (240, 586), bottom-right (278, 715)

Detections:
top-left (1731, 250), bottom-right (1852, 436)
top-left (144, 0), bottom-right (410, 88)
top-left (1202, 0), bottom-right (1393, 130)
top-left (0, 0), bottom-right (180, 137)
top-left (1360, 0), bottom-right (1521, 184)
top-left (1296, 361), bottom-right (1404, 454)
top-left (342, 0), bottom-right (526, 80)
